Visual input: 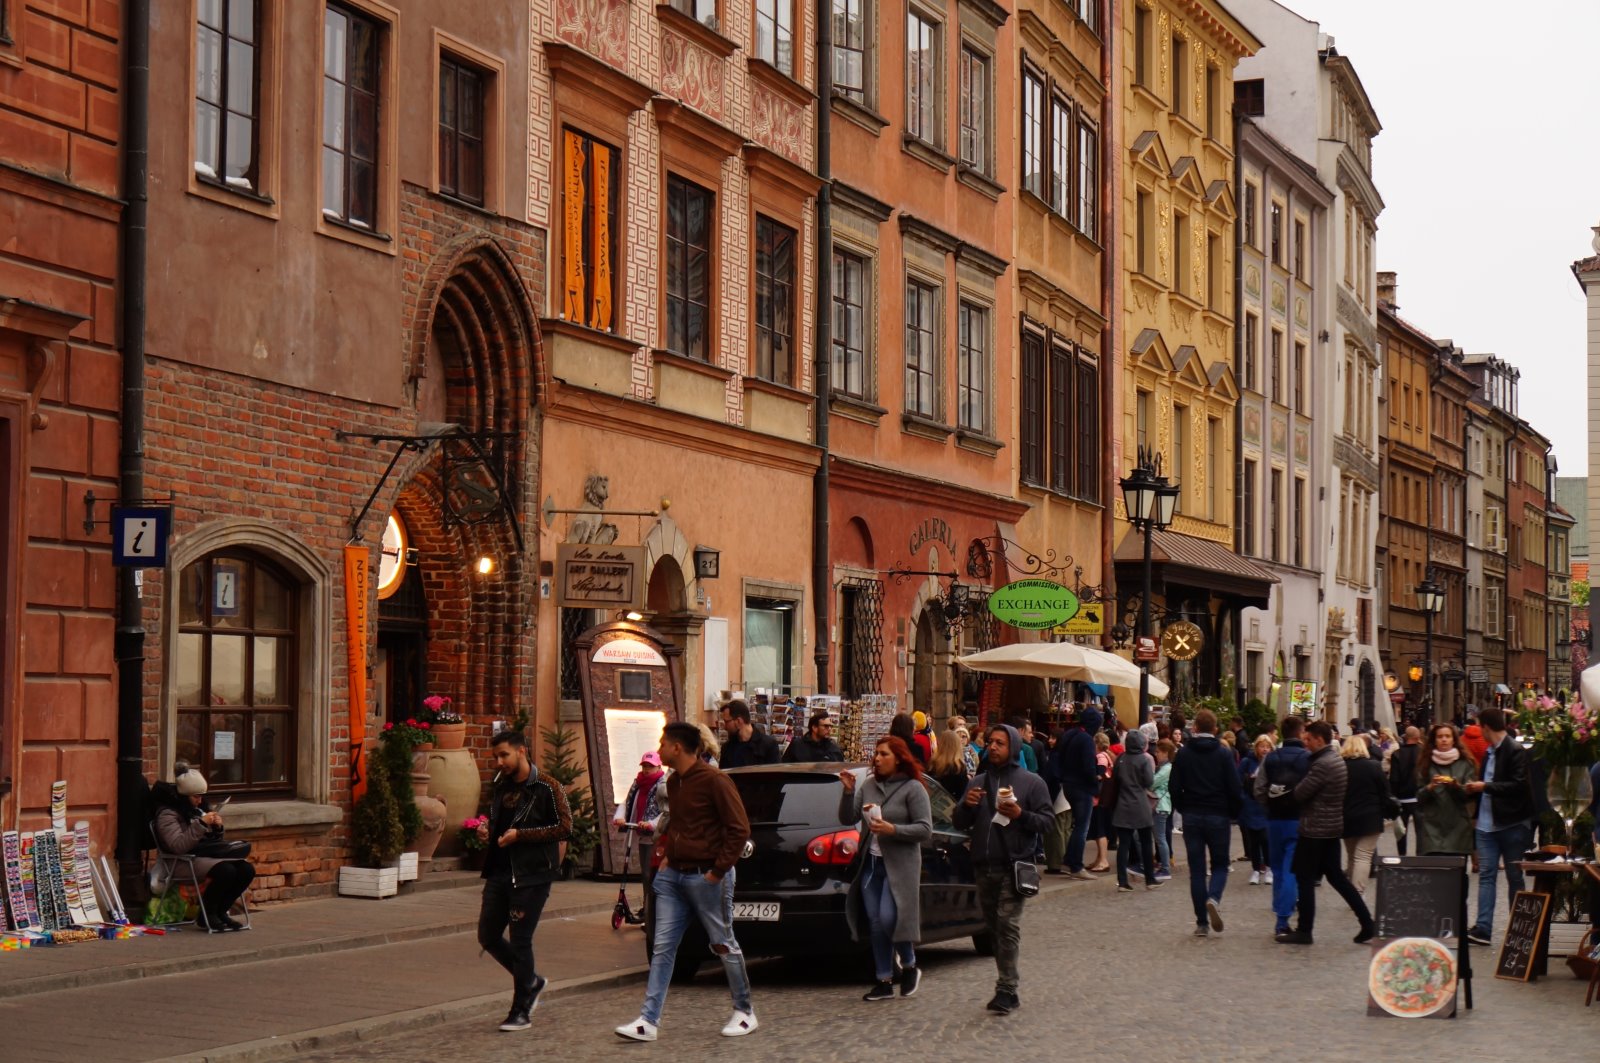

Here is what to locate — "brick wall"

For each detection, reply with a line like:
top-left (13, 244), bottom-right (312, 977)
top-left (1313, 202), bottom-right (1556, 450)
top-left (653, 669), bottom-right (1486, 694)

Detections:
top-left (2, 0), bottom-right (123, 846)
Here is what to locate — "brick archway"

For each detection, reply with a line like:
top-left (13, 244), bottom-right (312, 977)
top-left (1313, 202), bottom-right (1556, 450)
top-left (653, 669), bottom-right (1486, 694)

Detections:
top-left (387, 240), bottom-right (541, 729)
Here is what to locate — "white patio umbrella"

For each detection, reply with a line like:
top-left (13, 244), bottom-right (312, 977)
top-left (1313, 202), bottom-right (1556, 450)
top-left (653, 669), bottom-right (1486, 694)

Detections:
top-left (1580, 660), bottom-right (1600, 712)
top-left (957, 642), bottom-right (1170, 699)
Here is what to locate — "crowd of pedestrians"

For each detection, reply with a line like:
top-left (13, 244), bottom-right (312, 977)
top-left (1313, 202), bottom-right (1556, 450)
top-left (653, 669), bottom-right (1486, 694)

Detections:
top-left (459, 691), bottom-right (1593, 1041)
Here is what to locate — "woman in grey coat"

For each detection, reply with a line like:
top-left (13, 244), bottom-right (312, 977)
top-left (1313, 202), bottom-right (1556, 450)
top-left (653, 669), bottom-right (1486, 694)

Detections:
top-left (1110, 730), bottom-right (1163, 892)
top-left (838, 736), bottom-right (933, 1001)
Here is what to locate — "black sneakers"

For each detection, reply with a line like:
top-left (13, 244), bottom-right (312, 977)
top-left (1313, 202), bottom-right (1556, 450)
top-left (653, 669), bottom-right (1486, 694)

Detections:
top-left (498, 1008), bottom-right (532, 1032)
top-left (985, 990), bottom-right (1019, 1014)
top-left (1353, 923), bottom-right (1376, 945)
top-left (863, 981), bottom-right (896, 1002)
top-left (1275, 930), bottom-right (1313, 945)
top-left (528, 975), bottom-right (548, 1013)
top-left (898, 965), bottom-right (922, 998)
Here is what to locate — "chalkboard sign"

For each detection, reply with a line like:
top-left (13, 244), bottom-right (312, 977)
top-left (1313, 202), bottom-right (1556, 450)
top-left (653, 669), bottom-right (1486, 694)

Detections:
top-left (1375, 857), bottom-right (1468, 940)
top-left (1494, 891), bottom-right (1553, 982)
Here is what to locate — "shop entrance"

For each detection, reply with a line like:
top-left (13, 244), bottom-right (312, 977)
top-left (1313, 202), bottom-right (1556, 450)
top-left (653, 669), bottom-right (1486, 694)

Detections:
top-left (378, 566), bottom-right (429, 725)
top-left (909, 608), bottom-right (956, 719)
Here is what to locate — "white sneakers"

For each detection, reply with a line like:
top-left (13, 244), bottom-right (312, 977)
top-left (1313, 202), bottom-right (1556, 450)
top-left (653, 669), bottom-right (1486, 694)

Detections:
top-left (1263, 869), bottom-right (1274, 885)
top-left (615, 1011), bottom-right (758, 1042)
top-left (615, 1017), bottom-right (659, 1042)
top-left (1248, 871), bottom-right (1261, 885)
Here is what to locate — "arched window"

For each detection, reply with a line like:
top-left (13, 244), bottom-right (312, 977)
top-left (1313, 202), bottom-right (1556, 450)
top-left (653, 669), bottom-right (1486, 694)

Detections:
top-left (174, 553), bottom-right (297, 793)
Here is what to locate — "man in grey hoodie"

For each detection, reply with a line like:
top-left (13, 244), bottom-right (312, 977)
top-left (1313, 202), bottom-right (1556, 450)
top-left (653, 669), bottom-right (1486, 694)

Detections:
top-left (952, 724), bottom-right (1054, 1016)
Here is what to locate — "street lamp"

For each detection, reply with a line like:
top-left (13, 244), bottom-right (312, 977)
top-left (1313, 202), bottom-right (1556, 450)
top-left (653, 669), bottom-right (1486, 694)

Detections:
top-left (1416, 569), bottom-right (1446, 725)
top-left (1120, 449), bottom-right (1180, 726)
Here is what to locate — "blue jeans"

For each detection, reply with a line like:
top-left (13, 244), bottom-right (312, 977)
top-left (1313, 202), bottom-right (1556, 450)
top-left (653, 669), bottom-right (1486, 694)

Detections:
top-left (1182, 813), bottom-right (1232, 926)
top-left (1266, 819), bottom-right (1300, 929)
top-left (1064, 791), bottom-right (1095, 872)
top-left (1152, 812), bottom-right (1172, 873)
top-left (641, 866), bottom-right (753, 1025)
top-left (1473, 822), bottom-right (1533, 936)
top-left (861, 855), bottom-right (915, 981)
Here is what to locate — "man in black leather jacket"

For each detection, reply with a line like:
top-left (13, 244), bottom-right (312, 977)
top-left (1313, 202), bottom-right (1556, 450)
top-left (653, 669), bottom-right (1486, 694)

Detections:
top-left (1463, 707), bottom-right (1534, 945)
top-left (475, 730), bottom-right (572, 1032)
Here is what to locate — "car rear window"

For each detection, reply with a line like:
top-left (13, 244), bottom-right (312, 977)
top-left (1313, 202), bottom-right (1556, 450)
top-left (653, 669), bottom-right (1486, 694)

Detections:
top-left (732, 774), bottom-right (846, 828)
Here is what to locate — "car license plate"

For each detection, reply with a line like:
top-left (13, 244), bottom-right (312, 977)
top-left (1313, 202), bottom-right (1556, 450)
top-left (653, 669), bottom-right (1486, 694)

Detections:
top-left (731, 901), bottom-right (781, 921)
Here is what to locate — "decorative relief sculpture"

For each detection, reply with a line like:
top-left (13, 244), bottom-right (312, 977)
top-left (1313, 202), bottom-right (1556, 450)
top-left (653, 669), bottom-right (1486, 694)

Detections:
top-left (567, 475), bottom-right (620, 545)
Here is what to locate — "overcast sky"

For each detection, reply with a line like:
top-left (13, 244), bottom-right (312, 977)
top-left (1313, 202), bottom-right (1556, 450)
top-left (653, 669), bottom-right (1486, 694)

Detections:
top-left (1277, 0), bottom-right (1598, 476)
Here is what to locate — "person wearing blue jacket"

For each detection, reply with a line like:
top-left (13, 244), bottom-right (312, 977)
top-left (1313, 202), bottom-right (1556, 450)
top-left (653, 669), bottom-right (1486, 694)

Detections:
top-left (952, 724), bottom-right (1054, 1016)
top-left (1049, 707), bottom-right (1101, 879)
top-left (1169, 709), bottom-right (1243, 937)
top-left (1255, 716), bottom-right (1311, 937)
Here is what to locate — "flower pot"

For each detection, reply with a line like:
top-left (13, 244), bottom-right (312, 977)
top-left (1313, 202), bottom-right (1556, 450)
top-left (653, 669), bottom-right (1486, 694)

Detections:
top-left (415, 741), bottom-right (436, 752)
top-left (433, 722), bottom-right (467, 750)
top-left (425, 747), bottom-right (484, 856)
top-left (338, 865), bottom-right (399, 899)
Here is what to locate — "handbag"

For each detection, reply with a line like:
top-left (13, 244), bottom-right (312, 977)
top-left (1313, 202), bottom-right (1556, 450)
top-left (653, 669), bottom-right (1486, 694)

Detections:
top-left (1013, 859), bottom-right (1041, 897)
top-left (193, 837), bottom-right (251, 859)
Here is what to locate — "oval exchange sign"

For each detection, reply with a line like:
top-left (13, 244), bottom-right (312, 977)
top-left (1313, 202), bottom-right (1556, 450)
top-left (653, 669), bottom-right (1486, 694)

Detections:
top-left (986, 579), bottom-right (1081, 630)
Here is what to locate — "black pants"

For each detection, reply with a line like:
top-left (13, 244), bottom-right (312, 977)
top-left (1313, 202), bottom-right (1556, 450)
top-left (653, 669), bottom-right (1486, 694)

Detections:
top-left (203, 860), bottom-right (255, 917)
top-left (1393, 802), bottom-right (1415, 856)
top-left (1240, 825), bottom-right (1269, 870)
top-left (1116, 827), bottom-right (1157, 887)
top-left (1293, 837), bottom-right (1372, 935)
top-left (478, 876), bottom-right (553, 1003)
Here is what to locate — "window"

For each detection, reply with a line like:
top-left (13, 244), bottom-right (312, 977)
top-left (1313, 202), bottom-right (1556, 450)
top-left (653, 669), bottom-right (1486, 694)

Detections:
top-left (322, 4), bottom-right (382, 228)
top-left (1170, 33), bottom-right (1187, 116)
top-left (754, 215), bottom-right (796, 385)
top-left (1050, 342), bottom-right (1070, 491)
top-left (1075, 358), bottom-right (1099, 502)
top-left (1134, 5), bottom-right (1150, 87)
top-left (1270, 329), bottom-right (1283, 403)
top-left (665, 175), bottom-right (713, 361)
top-left (957, 302), bottom-right (988, 433)
top-left (1136, 389), bottom-right (1151, 452)
top-left (1171, 404), bottom-right (1187, 513)
top-left (1293, 219), bottom-right (1306, 278)
top-left (1293, 341), bottom-right (1306, 413)
top-left (1242, 460), bottom-right (1257, 555)
top-left (1235, 77), bottom-right (1264, 116)
top-left (1207, 232), bottom-right (1222, 308)
top-left (1021, 329), bottom-right (1045, 484)
top-left (1076, 119), bottom-right (1098, 238)
top-left (1243, 314), bottom-right (1258, 391)
top-left (838, 578), bottom-right (885, 698)
top-left (1485, 582), bottom-right (1501, 638)
top-left (755, 0), bottom-right (794, 76)
top-left (832, 0), bottom-right (867, 102)
top-left (175, 555), bottom-right (296, 793)
top-left (1050, 96), bottom-right (1072, 214)
top-left (831, 248), bottom-right (868, 398)
top-left (1021, 70), bottom-right (1044, 199)
top-left (1293, 476), bottom-right (1305, 566)
top-left (904, 278), bottom-right (938, 417)
top-left (1136, 189), bottom-right (1152, 274)
top-left (906, 10), bottom-right (939, 145)
top-left (1204, 64), bottom-right (1219, 138)
top-left (1270, 202), bottom-right (1283, 265)
top-left (437, 55), bottom-right (486, 206)
top-left (744, 596), bottom-right (796, 691)
top-left (1269, 468), bottom-right (1282, 562)
top-left (195, 0), bottom-right (261, 190)
top-left (1173, 210), bottom-right (1189, 295)
top-left (959, 47), bottom-right (988, 172)
top-left (562, 129), bottom-right (622, 332)
top-left (1207, 416), bottom-right (1221, 521)
top-left (1243, 183), bottom-right (1257, 248)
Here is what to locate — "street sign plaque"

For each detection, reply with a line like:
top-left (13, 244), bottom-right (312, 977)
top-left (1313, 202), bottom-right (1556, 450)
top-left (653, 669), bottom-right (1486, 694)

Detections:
top-left (1161, 621), bottom-right (1204, 661)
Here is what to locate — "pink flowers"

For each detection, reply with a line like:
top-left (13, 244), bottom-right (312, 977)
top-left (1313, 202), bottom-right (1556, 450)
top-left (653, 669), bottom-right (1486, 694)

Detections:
top-left (461, 815), bottom-right (487, 831)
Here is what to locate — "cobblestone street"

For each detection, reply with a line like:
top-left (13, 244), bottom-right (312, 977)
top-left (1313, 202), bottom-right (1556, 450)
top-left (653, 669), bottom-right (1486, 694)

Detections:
top-left (300, 856), bottom-right (1598, 1063)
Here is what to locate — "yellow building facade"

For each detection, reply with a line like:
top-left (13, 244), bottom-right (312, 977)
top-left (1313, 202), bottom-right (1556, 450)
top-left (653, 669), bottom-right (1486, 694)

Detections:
top-left (1114, 0), bottom-right (1266, 702)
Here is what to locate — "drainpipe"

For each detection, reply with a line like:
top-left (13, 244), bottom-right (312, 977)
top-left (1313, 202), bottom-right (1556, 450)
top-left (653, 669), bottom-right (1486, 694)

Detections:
top-left (1098, 0), bottom-right (1117, 641)
top-left (115, 0), bottom-right (151, 880)
top-left (1231, 113), bottom-right (1246, 708)
top-left (811, 0), bottom-right (832, 692)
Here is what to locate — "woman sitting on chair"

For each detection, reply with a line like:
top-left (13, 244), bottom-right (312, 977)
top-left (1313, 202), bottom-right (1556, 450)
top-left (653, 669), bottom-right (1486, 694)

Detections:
top-left (153, 766), bottom-right (256, 932)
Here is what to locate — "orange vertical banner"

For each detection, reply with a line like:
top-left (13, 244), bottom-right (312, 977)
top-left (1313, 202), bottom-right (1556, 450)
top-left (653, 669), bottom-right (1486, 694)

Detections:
top-left (563, 131), bottom-right (586, 324)
top-left (591, 142), bottom-right (613, 330)
top-left (343, 545), bottom-right (371, 803)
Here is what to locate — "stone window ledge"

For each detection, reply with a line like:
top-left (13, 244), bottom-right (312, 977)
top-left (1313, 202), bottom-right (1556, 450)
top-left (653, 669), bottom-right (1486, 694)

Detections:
top-left (224, 801), bottom-right (344, 832)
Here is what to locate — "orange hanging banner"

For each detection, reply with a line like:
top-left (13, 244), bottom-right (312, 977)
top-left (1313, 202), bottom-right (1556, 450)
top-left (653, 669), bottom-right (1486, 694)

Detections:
top-left (562, 130), bottom-right (587, 324)
top-left (591, 141), bottom-right (613, 330)
top-left (343, 545), bottom-right (371, 803)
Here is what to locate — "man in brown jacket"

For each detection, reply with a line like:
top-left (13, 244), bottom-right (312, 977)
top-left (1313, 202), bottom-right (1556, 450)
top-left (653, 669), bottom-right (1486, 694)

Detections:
top-left (616, 721), bottom-right (756, 1043)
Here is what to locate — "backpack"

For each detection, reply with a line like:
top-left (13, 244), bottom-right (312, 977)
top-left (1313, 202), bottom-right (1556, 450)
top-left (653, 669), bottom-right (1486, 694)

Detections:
top-left (1264, 749), bottom-right (1307, 817)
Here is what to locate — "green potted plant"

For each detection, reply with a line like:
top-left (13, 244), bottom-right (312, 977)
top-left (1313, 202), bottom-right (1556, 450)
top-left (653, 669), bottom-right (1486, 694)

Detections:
top-left (342, 723), bottom-right (425, 898)
top-left (539, 725), bottom-right (598, 878)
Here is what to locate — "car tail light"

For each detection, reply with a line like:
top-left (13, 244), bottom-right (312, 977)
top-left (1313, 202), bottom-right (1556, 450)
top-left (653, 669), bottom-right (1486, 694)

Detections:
top-left (806, 828), bottom-right (860, 866)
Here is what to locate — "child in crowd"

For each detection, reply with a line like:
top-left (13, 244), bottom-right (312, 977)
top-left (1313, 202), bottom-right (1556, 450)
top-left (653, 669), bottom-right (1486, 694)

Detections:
top-left (1151, 740), bottom-right (1175, 881)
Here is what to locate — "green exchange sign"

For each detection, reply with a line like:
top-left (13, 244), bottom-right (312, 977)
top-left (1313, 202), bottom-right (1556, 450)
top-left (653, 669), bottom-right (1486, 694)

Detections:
top-left (986, 579), bottom-right (1081, 630)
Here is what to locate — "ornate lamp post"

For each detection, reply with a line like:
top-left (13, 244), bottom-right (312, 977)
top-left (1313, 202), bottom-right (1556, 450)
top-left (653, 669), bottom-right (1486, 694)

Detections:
top-left (1120, 450), bottom-right (1180, 726)
top-left (1416, 569), bottom-right (1446, 725)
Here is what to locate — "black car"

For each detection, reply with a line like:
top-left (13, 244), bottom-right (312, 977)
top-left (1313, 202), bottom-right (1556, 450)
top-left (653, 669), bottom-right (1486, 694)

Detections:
top-left (663, 763), bottom-right (989, 979)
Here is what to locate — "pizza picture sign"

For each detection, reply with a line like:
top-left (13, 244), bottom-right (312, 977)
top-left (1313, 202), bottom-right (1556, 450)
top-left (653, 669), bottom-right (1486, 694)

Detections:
top-left (1367, 937), bottom-right (1458, 1019)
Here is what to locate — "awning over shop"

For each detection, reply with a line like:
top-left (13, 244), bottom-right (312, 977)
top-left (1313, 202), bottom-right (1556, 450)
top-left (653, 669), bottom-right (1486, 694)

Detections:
top-left (1494, 683), bottom-right (1512, 695)
top-left (1113, 528), bottom-right (1278, 609)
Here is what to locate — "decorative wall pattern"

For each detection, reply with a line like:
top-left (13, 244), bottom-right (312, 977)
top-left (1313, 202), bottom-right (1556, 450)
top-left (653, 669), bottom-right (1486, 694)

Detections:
top-left (660, 31), bottom-right (726, 118)
top-left (555, 0), bottom-right (630, 66)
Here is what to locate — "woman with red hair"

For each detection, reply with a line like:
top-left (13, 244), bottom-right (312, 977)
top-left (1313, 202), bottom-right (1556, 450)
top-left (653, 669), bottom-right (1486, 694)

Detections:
top-left (839, 737), bottom-right (932, 1001)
